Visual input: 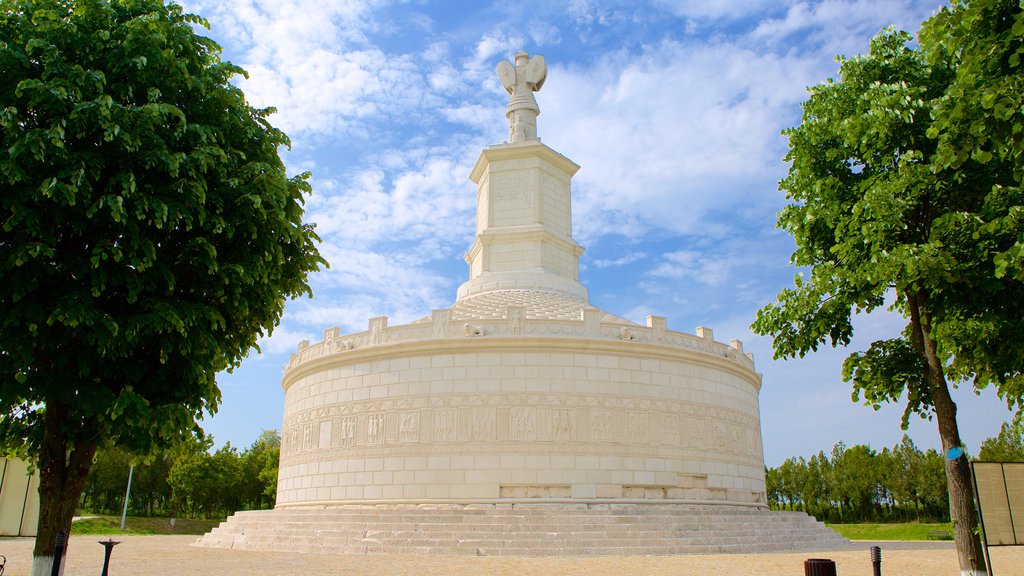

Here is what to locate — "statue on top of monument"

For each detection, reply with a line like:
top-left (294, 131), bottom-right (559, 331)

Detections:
top-left (497, 51), bottom-right (546, 143)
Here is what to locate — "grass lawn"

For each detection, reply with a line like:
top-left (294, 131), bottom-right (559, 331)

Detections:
top-left (827, 522), bottom-right (954, 541)
top-left (71, 516), bottom-right (222, 535)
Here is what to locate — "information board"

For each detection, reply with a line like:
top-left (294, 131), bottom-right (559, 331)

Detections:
top-left (972, 461), bottom-right (1024, 546)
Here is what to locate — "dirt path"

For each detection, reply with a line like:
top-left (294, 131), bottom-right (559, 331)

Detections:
top-left (1, 535), bottom-right (1021, 575)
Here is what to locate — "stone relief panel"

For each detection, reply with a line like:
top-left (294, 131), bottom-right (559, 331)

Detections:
top-left (507, 305), bottom-right (526, 335)
top-left (510, 407), bottom-right (537, 441)
top-left (431, 309), bottom-right (452, 338)
top-left (704, 420), bottom-right (742, 454)
top-left (369, 317), bottom-right (387, 346)
top-left (626, 411), bottom-right (649, 444)
top-left (280, 390), bottom-right (764, 472)
top-left (334, 416), bottom-right (357, 447)
top-left (300, 422), bottom-right (318, 451)
top-left (661, 413), bottom-right (680, 446)
top-left (730, 423), bottom-right (745, 454)
top-left (280, 427), bottom-right (292, 456)
top-left (471, 407), bottom-right (497, 441)
top-left (590, 409), bottom-right (614, 442)
top-left (366, 413), bottom-right (386, 445)
top-left (647, 316), bottom-right (667, 342)
top-left (434, 408), bottom-right (457, 441)
top-left (552, 408), bottom-right (573, 441)
top-left (398, 411), bottom-right (420, 443)
top-left (684, 417), bottom-right (707, 449)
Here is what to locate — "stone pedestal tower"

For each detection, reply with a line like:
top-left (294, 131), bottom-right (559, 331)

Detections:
top-left (459, 141), bottom-right (586, 301)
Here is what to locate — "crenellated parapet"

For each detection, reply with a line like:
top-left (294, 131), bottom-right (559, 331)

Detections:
top-left (286, 308), bottom-right (756, 376)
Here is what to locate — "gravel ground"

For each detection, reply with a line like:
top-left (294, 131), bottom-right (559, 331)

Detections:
top-left (1, 535), bottom-right (1022, 576)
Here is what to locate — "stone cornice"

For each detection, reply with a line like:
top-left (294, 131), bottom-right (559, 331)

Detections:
top-left (470, 140), bottom-right (580, 183)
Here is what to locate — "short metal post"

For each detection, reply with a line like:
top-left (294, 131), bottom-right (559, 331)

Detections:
top-left (804, 558), bottom-right (837, 576)
top-left (98, 539), bottom-right (121, 576)
top-left (50, 531), bottom-right (67, 576)
top-left (871, 545), bottom-right (882, 576)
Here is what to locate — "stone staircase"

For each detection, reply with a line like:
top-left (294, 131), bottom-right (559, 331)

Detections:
top-left (194, 503), bottom-right (850, 556)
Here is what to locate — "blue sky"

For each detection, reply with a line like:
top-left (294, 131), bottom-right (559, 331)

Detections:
top-left (181, 0), bottom-right (1015, 466)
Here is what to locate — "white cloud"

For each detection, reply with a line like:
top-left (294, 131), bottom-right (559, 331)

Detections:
top-left (305, 144), bottom-right (478, 248)
top-left (592, 252), bottom-right (647, 268)
top-left (254, 324), bottom-right (320, 356)
top-left (540, 40), bottom-right (819, 240)
top-left (751, 1), bottom-right (943, 54)
top-left (651, 250), bottom-right (735, 286)
top-left (183, 0), bottom-right (429, 138)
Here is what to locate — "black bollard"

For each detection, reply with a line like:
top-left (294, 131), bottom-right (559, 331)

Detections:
top-left (50, 531), bottom-right (67, 576)
top-left (804, 558), bottom-right (837, 576)
top-left (98, 539), bottom-right (121, 576)
top-left (871, 545), bottom-right (882, 576)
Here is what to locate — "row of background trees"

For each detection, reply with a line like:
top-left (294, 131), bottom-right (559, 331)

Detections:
top-left (80, 430), bottom-right (280, 520)
top-left (766, 424), bottom-right (1024, 523)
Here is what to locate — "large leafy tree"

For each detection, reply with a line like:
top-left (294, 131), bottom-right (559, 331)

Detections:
top-left (752, 20), bottom-right (1022, 575)
top-left (0, 1), bottom-right (323, 573)
top-left (923, 0), bottom-right (1024, 284)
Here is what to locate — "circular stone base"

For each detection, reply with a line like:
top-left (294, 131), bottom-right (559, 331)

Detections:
top-left (196, 503), bottom-right (850, 556)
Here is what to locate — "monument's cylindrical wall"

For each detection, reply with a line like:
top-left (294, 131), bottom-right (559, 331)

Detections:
top-left (277, 337), bottom-right (765, 508)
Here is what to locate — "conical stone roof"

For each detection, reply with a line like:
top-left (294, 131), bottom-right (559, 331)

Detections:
top-left (412, 289), bottom-right (636, 324)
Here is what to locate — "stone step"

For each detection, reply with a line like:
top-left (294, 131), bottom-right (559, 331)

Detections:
top-left (211, 515), bottom-right (825, 528)
top-left (194, 504), bottom-right (848, 556)
top-left (206, 525), bottom-right (839, 544)
top-left (219, 511), bottom-right (827, 525)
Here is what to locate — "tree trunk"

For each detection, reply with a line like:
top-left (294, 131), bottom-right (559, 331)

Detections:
top-left (32, 400), bottom-right (99, 576)
top-left (931, 377), bottom-right (987, 575)
top-left (908, 292), bottom-right (987, 576)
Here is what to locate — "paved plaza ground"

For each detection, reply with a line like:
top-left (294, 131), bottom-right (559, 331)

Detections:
top-left (1, 535), bottom-right (1022, 576)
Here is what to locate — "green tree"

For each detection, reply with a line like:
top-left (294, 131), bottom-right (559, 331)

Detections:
top-left (241, 428), bottom-right (280, 509)
top-left (81, 445), bottom-right (133, 514)
top-left (0, 1), bottom-right (324, 572)
top-left (804, 451), bottom-right (832, 520)
top-left (979, 422), bottom-right (1024, 461)
top-left (922, 0), bottom-right (1024, 284)
top-left (884, 435), bottom-right (927, 520)
top-left (835, 444), bottom-right (879, 521)
top-left (919, 447), bottom-right (950, 520)
top-left (130, 449), bottom-right (172, 516)
top-left (751, 23), bottom-right (1023, 572)
top-left (765, 466), bottom-right (782, 508)
top-left (776, 457), bottom-right (806, 511)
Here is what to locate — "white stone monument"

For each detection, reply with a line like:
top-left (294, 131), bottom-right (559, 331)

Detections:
top-left (196, 52), bottom-right (847, 556)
